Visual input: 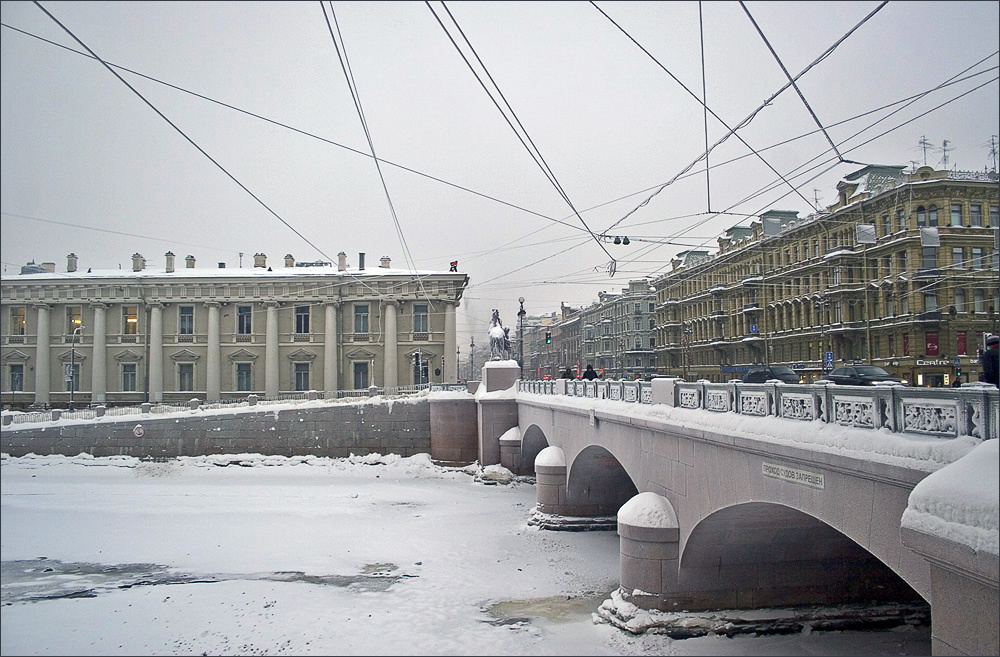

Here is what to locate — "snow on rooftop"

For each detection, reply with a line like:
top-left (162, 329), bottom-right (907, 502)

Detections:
top-left (2, 265), bottom-right (449, 281)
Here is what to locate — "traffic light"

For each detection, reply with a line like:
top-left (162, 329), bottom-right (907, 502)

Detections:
top-left (545, 331), bottom-right (551, 344)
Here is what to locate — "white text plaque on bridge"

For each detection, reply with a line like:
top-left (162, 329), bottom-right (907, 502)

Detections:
top-left (762, 462), bottom-right (825, 489)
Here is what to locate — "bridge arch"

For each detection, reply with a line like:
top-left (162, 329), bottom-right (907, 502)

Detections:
top-left (677, 502), bottom-right (924, 610)
top-left (565, 445), bottom-right (639, 516)
top-left (519, 424), bottom-right (548, 476)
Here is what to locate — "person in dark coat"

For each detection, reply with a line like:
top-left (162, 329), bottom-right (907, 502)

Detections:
top-left (582, 365), bottom-right (598, 380)
top-left (981, 334), bottom-right (999, 387)
top-left (561, 367), bottom-right (575, 379)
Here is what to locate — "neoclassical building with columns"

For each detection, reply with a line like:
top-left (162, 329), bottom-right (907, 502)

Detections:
top-left (1, 250), bottom-right (468, 409)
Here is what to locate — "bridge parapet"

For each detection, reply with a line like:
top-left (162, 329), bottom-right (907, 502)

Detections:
top-left (516, 379), bottom-right (999, 441)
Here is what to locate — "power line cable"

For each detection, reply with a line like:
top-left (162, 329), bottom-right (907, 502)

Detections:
top-left (29, 1), bottom-right (336, 265)
top-left (428, 1), bottom-right (617, 273)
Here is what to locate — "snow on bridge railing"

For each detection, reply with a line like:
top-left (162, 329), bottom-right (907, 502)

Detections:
top-left (516, 378), bottom-right (999, 441)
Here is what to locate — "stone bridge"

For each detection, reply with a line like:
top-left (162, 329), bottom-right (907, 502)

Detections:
top-left (469, 364), bottom-right (998, 656)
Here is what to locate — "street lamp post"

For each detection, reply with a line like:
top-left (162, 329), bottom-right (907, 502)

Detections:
top-left (69, 324), bottom-right (83, 411)
top-left (469, 337), bottom-right (475, 380)
top-left (517, 297), bottom-right (526, 379)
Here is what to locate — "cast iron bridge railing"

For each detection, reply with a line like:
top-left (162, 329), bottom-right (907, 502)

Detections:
top-left (516, 378), bottom-right (999, 442)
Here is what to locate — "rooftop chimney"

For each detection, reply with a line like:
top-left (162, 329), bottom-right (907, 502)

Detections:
top-left (284, 254), bottom-right (295, 268)
top-left (358, 252), bottom-right (365, 271)
top-left (338, 252), bottom-right (347, 271)
top-left (185, 255), bottom-right (196, 268)
top-left (254, 253), bottom-right (267, 268)
top-left (131, 253), bottom-right (145, 272)
top-left (67, 253), bottom-right (78, 273)
top-left (41, 262), bottom-right (56, 273)
top-left (380, 255), bottom-right (391, 268)
top-left (165, 251), bottom-right (175, 273)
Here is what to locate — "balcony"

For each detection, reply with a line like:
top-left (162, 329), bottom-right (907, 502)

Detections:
top-left (741, 275), bottom-right (762, 286)
top-left (915, 310), bottom-right (943, 326)
top-left (710, 310), bottom-right (725, 318)
top-left (741, 303), bottom-right (760, 313)
top-left (663, 298), bottom-right (681, 306)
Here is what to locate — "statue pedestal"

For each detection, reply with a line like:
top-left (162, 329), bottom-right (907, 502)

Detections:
top-left (481, 360), bottom-right (520, 392)
top-left (477, 360), bottom-right (520, 465)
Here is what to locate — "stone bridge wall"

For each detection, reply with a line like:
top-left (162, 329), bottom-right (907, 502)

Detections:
top-left (1, 400), bottom-right (431, 459)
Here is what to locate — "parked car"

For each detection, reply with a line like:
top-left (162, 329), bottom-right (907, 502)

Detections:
top-left (821, 365), bottom-right (905, 386)
top-left (742, 366), bottom-right (803, 384)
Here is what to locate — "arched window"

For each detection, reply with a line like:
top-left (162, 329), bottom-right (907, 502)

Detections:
top-left (928, 204), bottom-right (938, 226)
top-left (916, 206), bottom-right (926, 227)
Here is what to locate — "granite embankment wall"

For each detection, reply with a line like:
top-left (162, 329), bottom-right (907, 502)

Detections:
top-left (1, 399), bottom-right (431, 459)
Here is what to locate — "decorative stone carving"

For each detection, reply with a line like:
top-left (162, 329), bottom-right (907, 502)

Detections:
top-left (679, 389), bottom-right (699, 409)
top-left (833, 398), bottom-right (875, 428)
top-left (902, 402), bottom-right (957, 436)
top-left (780, 393), bottom-right (815, 420)
top-left (740, 392), bottom-right (767, 416)
top-left (706, 390), bottom-right (730, 412)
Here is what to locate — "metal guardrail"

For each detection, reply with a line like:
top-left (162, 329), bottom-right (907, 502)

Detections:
top-left (516, 378), bottom-right (1000, 441)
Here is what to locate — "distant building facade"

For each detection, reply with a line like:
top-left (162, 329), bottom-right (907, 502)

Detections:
top-left (1, 251), bottom-right (468, 409)
top-left (652, 165), bottom-right (999, 386)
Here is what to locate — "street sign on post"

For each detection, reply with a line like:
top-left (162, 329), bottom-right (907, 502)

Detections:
top-left (824, 351), bottom-right (834, 370)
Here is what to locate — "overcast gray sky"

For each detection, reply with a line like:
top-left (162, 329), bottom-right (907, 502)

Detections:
top-left (2, 1), bottom-right (998, 346)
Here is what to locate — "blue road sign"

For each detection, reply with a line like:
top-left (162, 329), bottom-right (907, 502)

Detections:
top-left (750, 324), bottom-right (758, 333)
top-left (824, 351), bottom-right (834, 368)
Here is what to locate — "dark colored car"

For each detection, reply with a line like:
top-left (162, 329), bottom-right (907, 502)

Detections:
top-left (821, 365), bottom-right (904, 386)
top-left (742, 366), bottom-right (803, 384)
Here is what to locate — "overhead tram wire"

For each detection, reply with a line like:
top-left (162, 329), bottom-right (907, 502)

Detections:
top-left (29, 1), bottom-right (336, 267)
top-left (427, 1), bottom-right (617, 275)
top-left (589, 0), bottom-right (888, 236)
top-left (739, 1), bottom-right (850, 165)
top-left (0, 21), bottom-right (583, 236)
top-left (321, 1), bottom-right (418, 275)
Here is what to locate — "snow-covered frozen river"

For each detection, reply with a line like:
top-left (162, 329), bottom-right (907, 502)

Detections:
top-left (0, 452), bottom-right (931, 655)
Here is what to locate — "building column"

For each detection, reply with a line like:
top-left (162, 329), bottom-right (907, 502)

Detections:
top-left (383, 299), bottom-right (398, 388)
top-left (324, 301), bottom-right (340, 395)
top-left (149, 303), bottom-right (163, 402)
top-left (34, 304), bottom-right (51, 405)
top-left (91, 303), bottom-right (107, 403)
top-left (265, 302), bottom-right (279, 397)
top-left (445, 301), bottom-right (458, 383)
top-left (206, 302), bottom-right (221, 400)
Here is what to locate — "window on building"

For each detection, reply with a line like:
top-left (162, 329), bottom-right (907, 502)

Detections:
top-left (353, 361), bottom-right (369, 389)
top-left (354, 304), bottom-right (369, 334)
top-left (179, 306), bottom-right (194, 335)
top-left (236, 363), bottom-right (252, 392)
top-left (955, 287), bottom-right (966, 312)
top-left (122, 363), bottom-right (136, 392)
top-left (953, 247), bottom-right (965, 268)
top-left (903, 332), bottom-right (910, 356)
top-left (921, 246), bottom-right (937, 269)
top-left (178, 363), bottom-right (194, 391)
top-left (413, 304), bottom-right (428, 333)
top-left (900, 290), bottom-right (909, 315)
top-left (9, 364), bottom-right (24, 392)
top-left (237, 306), bottom-right (252, 334)
top-left (895, 209), bottom-right (904, 232)
top-left (916, 206), bottom-right (926, 227)
top-left (294, 363), bottom-right (310, 391)
top-left (295, 306), bottom-right (310, 334)
top-left (649, 318), bottom-right (655, 330)
top-left (65, 363), bottom-right (80, 392)
top-left (10, 307), bottom-right (26, 336)
top-left (880, 214), bottom-right (890, 236)
top-left (957, 331), bottom-right (967, 356)
top-left (66, 306), bottom-right (82, 333)
top-left (928, 204), bottom-right (938, 226)
top-left (951, 204), bottom-right (963, 226)
top-left (974, 288), bottom-right (985, 312)
top-left (873, 336), bottom-right (881, 359)
top-left (898, 250), bottom-right (907, 273)
top-left (970, 204), bottom-right (982, 226)
top-left (991, 205), bottom-right (999, 228)
top-left (123, 306), bottom-right (138, 334)
top-left (923, 291), bottom-right (937, 312)
top-left (971, 247), bottom-right (985, 269)
top-left (888, 335), bottom-right (895, 356)
top-left (648, 302), bottom-right (655, 312)
top-left (882, 255), bottom-right (891, 277)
